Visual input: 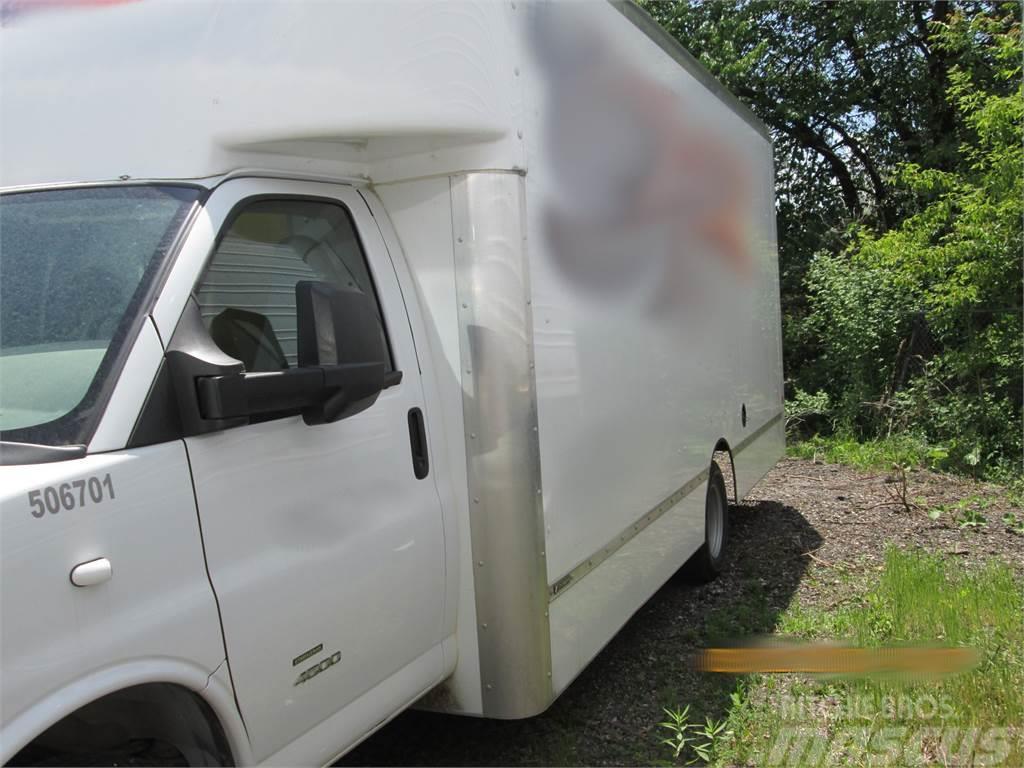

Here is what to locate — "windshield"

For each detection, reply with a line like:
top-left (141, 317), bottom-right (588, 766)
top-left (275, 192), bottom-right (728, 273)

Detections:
top-left (1, 185), bottom-right (200, 447)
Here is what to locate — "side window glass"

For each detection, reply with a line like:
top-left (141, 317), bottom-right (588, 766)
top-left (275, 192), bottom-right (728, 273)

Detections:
top-left (196, 199), bottom-right (391, 372)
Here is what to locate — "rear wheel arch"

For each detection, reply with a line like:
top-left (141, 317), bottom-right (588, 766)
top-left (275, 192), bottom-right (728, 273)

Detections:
top-left (10, 683), bottom-right (235, 767)
top-left (712, 438), bottom-right (738, 503)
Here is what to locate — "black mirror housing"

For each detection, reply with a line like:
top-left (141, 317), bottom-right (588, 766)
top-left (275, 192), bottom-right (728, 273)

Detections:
top-left (295, 281), bottom-right (400, 424)
top-left (166, 298), bottom-right (249, 436)
top-left (296, 281), bottom-right (389, 369)
top-left (167, 284), bottom-right (401, 436)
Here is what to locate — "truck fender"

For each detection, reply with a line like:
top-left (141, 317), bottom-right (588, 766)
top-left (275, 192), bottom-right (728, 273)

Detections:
top-left (1, 659), bottom-right (251, 766)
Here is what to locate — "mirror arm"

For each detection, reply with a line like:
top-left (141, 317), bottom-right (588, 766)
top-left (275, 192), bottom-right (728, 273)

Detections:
top-left (307, 364), bottom-right (402, 425)
top-left (197, 365), bottom-right (403, 423)
top-left (197, 368), bottom-right (326, 421)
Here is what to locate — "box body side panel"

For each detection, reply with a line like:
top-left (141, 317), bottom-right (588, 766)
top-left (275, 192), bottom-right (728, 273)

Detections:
top-left (548, 483), bottom-right (704, 696)
top-left (515, 0), bottom-right (785, 690)
top-left (733, 146), bottom-right (786, 500)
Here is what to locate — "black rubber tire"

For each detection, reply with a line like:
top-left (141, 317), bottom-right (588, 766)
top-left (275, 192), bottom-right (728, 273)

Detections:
top-left (12, 738), bottom-right (188, 767)
top-left (681, 462), bottom-right (730, 583)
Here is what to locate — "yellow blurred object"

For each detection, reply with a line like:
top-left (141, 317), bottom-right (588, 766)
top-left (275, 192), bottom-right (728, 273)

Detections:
top-left (697, 645), bottom-right (980, 675)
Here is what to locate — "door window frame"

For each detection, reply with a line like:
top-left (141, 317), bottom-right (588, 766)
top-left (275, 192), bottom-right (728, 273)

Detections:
top-left (191, 193), bottom-right (396, 374)
top-left (118, 180), bottom-right (408, 449)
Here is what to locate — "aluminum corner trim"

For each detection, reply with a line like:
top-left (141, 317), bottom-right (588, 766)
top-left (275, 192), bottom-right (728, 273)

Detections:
top-left (451, 172), bottom-right (553, 718)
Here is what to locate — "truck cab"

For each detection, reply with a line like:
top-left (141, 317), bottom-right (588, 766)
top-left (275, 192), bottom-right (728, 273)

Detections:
top-left (1, 176), bottom-right (458, 765)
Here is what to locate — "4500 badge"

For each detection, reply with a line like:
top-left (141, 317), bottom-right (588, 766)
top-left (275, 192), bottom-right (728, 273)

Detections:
top-left (295, 650), bottom-right (342, 687)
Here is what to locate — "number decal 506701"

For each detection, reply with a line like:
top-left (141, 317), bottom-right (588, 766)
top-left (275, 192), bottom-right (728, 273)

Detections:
top-left (28, 474), bottom-right (116, 518)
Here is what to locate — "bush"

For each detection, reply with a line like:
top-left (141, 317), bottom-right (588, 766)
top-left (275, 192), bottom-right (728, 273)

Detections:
top-left (790, 10), bottom-right (1023, 480)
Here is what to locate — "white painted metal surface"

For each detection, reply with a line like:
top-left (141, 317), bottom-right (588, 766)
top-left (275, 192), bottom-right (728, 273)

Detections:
top-left (515, 0), bottom-right (784, 692)
top-left (519, 0), bottom-right (783, 585)
top-left (87, 317), bottom-right (166, 453)
top-left (549, 486), bottom-right (705, 696)
top-left (262, 646), bottom-right (444, 767)
top-left (177, 180), bottom-right (448, 761)
top-left (0, 443), bottom-right (226, 762)
top-left (371, 179), bottom-right (481, 713)
top-left (0, 0), bottom-right (522, 188)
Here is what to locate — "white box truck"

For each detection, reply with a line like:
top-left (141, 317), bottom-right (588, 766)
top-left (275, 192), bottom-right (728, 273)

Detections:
top-left (0, 1), bottom-right (784, 764)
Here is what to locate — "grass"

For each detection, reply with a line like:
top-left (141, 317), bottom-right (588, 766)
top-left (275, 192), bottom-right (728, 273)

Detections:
top-left (664, 547), bottom-right (1024, 766)
top-left (788, 435), bottom-right (1024, 498)
top-left (787, 434), bottom-right (948, 473)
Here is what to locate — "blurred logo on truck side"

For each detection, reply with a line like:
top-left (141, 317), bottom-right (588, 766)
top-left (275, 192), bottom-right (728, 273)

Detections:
top-left (528, 2), bottom-right (753, 317)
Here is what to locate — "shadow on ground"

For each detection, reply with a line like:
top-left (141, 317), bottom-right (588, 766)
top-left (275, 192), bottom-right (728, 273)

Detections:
top-left (340, 499), bottom-right (820, 767)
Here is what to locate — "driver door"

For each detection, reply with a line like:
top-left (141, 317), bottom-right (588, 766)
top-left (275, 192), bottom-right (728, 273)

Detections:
top-left (176, 180), bottom-right (446, 762)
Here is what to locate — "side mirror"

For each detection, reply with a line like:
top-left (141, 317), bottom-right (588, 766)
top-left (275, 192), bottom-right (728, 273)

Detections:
top-left (295, 281), bottom-right (401, 424)
top-left (166, 284), bottom-right (401, 436)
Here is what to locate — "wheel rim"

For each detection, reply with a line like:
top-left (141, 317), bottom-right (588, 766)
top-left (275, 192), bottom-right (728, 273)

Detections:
top-left (707, 481), bottom-right (725, 559)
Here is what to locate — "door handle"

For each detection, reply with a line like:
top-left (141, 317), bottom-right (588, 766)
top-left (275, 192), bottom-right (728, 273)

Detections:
top-left (407, 408), bottom-right (429, 480)
top-left (70, 557), bottom-right (112, 587)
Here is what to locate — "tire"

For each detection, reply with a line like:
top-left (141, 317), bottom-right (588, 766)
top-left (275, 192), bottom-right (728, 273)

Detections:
top-left (12, 737), bottom-right (188, 767)
top-left (10, 684), bottom-right (228, 767)
top-left (681, 462), bottom-right (729, 583)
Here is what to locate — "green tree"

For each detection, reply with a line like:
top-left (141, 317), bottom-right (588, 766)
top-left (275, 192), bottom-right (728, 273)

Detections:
top-left (820, 8), bottom-right (1023, 473)
top-left (643, 1), bottom-right (1023, 475)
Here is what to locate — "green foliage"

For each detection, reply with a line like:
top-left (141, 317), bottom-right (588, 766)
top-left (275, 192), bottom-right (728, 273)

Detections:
top-left (658, 705), bottom-right (734, 765)
top-left (957, 506), bottom-right (988, 529)
top-left (1001, 512), bottom-right (1024, 535)
top-left (784, 387), bottom-right (832, 436)
top-left (787, 434), bottom-right (947, 472)
top-left (711, 548), bottom-right (1024, 766)
top-left (925, 494), bottom-right (997, 529)
top-left (783, 548), bottom-right (1024, 729)
top-left (796, 245), bottom-right (917, 424)
top-left (801, 7), bottom-right (1023, 477)
top-left (691, 717), bottom-right (731, 765)
top-left (999, 514), bottom-right (1024, 536)
top-left (646, 0), bottom-right (1023, 480)
top-left (658, 705), bottom-right (695, 761)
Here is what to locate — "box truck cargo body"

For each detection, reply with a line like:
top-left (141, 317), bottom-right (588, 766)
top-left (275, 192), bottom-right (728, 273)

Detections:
top-left (0, 1), bottom-right (784, 764)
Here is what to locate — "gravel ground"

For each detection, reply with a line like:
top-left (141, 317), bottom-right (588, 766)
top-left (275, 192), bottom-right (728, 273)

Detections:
top-left (340, 458), bottom-right (1022, 767)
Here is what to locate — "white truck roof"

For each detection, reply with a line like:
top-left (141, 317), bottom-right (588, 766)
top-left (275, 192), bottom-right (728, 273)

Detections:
top-left (0, 1), bottom-right (521, 187)
top-left (0, 0), bottom-right (768, 189)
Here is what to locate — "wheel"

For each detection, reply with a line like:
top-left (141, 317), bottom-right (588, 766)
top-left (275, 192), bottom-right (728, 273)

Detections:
top-left (9, 685), bottom-right (229, 767)
top-left (681, 462), bottom-right (729, 583)
top-left (11, 737), bottom-right (187, 767)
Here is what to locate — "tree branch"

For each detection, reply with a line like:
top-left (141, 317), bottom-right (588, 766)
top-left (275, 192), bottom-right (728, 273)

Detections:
top-left (780, 119), bottom-right (863, 219)
top-left (816, 115), bottom-right (891, 227)
top-left (842, 31), bottom-right (918, 149)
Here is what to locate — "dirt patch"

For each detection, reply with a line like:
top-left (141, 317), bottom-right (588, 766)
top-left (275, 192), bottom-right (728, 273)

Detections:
top-left (340, 458), bottom-right (1022, 767)
top-left (760, 457), bottom-right (1024, 579)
